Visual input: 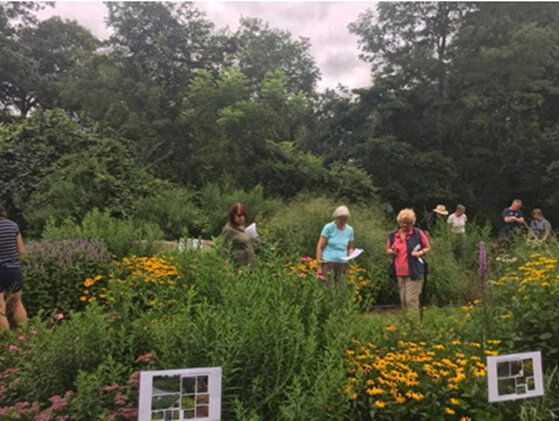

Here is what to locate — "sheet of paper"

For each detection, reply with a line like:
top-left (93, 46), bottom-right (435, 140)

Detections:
top-left (245, 223), bottom-right (259, 240)
top-left (487, 351), bottom-right (544, 402)
top-left (340, 248), bottom-right (364, 261)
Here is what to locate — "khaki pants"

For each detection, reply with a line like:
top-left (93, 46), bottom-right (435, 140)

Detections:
top-left (398, 276), bottom-right (424, 311)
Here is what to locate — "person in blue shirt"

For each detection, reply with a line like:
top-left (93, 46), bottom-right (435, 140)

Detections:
top-left (529, 208), bottom-right (552, 242)
top-left (316, 205), bottom-right (354, 281)
top-left (500, 199), bottom-right (526, 237)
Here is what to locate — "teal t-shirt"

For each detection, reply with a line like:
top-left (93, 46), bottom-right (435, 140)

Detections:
top-left (321, 222), bottom-right (354, 263)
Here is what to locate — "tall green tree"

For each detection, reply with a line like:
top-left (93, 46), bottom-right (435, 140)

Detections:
top-left (233, 17), bottom-right (320, 96)
top-left (0, 2), bottom-right (46, 121)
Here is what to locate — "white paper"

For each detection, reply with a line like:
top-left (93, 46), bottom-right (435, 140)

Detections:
top-left (412, 244), bottom-right (424, 264)
top-left (340, 248), bottom-right (364, 261)
top-left (245, 223), bottom-right (259, 240)
top-left (487, 351), bottom-right (544, 402)
top-left (139, 367), bottom-right (222, 421)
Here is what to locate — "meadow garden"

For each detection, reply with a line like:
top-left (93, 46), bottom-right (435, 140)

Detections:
top-left (2, 2), bottom-right (559, 419)
top-left (1, 197), bottom-right (559, 420)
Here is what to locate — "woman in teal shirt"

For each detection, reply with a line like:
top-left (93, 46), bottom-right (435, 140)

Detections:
top-left (316, 205), bottom-right (354, 281)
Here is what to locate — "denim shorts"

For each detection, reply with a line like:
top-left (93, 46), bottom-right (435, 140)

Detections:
top-left (0, 264), bottom-right (24, 293)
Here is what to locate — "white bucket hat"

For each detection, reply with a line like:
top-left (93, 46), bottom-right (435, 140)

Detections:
top-left (333, 205), bottom-right (350, 218)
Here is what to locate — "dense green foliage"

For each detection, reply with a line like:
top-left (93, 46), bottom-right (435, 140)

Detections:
top-left (2, 2), bottom-right (558, 234)
top-left (2, 3), bottom-right (559, 419)
top-left (1, 234), bottom-right (559, 419)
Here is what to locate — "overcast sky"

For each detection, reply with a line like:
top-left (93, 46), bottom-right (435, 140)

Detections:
top-left (37, 1), bottom-right (376, 92)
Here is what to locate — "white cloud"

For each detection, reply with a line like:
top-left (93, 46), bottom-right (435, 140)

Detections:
top-left (37, 1), bottom-right (375, 91)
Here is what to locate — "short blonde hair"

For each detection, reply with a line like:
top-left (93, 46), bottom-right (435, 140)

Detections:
top-left (333, 205), bottom-right (350, 219)
top-left (396, 208), bottom-right (416, 225)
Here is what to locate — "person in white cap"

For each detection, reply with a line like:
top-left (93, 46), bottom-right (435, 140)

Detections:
top-left (316, 205), bottom-right (354, 282)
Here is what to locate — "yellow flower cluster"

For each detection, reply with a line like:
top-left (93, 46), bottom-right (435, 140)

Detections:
top-left (344, 336), bottom-right (497, 415)
top-left (80, 274), bottom-right (105, 302)
top-left (463, 254), bottom-right (558, 319)
top-left (80, 256), bottom-right (179, 304)
top-left (288, 257), bottom-right (372, 302)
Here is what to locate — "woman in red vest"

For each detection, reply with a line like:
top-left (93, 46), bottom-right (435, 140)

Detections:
top-left (387, 209), bottom-right (431, 312)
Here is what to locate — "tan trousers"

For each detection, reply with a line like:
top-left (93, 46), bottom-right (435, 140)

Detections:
top-left (397, 276), bottom-right (424, 311)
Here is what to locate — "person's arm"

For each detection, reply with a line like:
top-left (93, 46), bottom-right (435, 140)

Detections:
top-left (316, 236), bottom-right (328, 274)
top-left (412, 231), bottom-right (431, 257)
top-left (347, 241), bottom-right (354, 257)
top-left (347, 227), bottom-right (355, 256)
top-left (386, 238), bottom-right (397, 256)
top-left (542, 221), bottom-right (552, 242)
top-left (15, 233), bottom-right (25, 258)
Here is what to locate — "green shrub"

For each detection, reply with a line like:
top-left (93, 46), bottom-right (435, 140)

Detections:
top-left (106, 250), bottom-right (360, 420)
top-left (42, 207), bottom-right (164, 256)
top-left (468, 252), bottom-right (559, 368)
top-left (130, 183), bottom-right (207, 239)
top-left (197, 183), bottom-right (282, 237)
top-left (262, 195), bottom-right (392, 306)
top-left (22, 238), bottom-right (111, 316)
top-left (21, 305), bottom-right (112, 400)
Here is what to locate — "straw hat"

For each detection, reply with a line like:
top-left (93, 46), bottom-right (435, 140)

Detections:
top-left (333, 205), bottom-right (350, 218)
top-left (433, 204), bottom-right (449, 215)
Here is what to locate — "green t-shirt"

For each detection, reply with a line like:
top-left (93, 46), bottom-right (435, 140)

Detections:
top-left (221, 223), bottom-right (256, 266)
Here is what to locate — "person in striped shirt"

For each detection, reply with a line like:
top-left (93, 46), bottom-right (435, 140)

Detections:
top-left (0, 200), bottom-right (27, 330)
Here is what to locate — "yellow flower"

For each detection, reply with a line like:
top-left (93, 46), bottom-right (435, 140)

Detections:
top-left (366, 387), bottom-right (384, 395)
top-left (374, 400), bottom-right (387, 408)
top-left (460, 417), bottom-right (472, 421)
top-left (385, 325), bottom-right (397, 331)
top-left (449, 397), bottom-right (460, 405)
top-left (394, 394), bottom-right (406, 404)
top-left (445, 407), bottom-right (456, 415)
top-left (79, 296), bottom-right (87, 302)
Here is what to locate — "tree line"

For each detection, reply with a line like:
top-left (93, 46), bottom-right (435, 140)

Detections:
top-left (1, 2), bottom-right (558, 234)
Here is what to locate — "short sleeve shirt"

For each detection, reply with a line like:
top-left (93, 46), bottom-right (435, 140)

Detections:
top-left (447, 213), bottom-right (467, 234)
top-left (321, 222), bottom-right (354, 263)
top-left (500, 208), bottom-right (523, 234)
top-left (388, 229), bottom-right (430, 277)
top-left (530, 218), bottom-right (551, 239)
top-left (0, 218), bottom-right (20, 266)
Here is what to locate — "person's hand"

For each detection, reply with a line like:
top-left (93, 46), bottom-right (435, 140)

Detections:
top-left (517, 217), bottom-right (525, 223)
top-left (387, 248), bottom-right (397, 256)
top-left (411, 250), bottom-right (422, 258)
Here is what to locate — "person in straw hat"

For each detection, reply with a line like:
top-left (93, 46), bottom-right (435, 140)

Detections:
top-left (316, 205), bottom-right (354, 282)
top-left (420, 204), bottom-right (448, 235)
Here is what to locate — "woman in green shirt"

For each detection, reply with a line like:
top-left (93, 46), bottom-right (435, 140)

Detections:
top-left (221, 202), bottom-right (256, 266)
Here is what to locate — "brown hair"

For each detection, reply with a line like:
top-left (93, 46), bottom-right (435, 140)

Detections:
top-left (531, 208), bottom-right (543, 218)
top-left (227, 202), bottom-right (249, 226)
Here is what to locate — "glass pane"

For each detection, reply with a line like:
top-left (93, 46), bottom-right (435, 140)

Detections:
top-left (196, 405), bottom-right (209, 417)
top-left (152, 394), bottom-right (180, 410)
top-left (197, 376), bottom-right (208, 393)
top-left (197, 394), bottom-right (210, 405)
top-left (182, 376), bottom-right (196, 394)
top-left (153, 376), bottom-right (181, 394)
